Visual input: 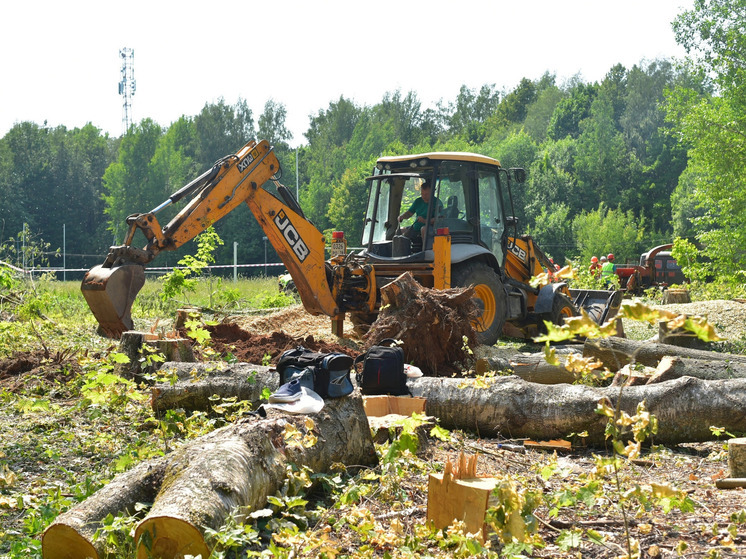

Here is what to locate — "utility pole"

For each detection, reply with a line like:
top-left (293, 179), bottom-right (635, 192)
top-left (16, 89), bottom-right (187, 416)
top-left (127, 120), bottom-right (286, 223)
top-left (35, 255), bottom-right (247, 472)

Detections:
top-left (118, 48), bottom-right (136, 134)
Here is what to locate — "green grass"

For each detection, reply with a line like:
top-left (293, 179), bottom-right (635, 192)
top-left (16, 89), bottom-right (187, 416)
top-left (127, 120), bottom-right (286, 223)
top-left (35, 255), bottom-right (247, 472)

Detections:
top-left (0, 274), bottom-right (291, 358)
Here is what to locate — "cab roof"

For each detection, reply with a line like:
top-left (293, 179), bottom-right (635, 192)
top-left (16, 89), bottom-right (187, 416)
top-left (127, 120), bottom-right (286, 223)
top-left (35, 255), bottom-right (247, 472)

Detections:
top-left (376, 151), bottom-right (502, 168)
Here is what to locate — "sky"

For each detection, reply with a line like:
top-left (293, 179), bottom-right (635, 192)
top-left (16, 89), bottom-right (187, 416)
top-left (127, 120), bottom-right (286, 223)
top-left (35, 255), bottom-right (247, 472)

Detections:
top-left (1, 0), bottom-right (692, 147)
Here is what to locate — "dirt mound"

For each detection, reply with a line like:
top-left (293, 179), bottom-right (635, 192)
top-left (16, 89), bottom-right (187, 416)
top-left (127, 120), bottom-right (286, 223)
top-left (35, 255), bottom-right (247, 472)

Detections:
top-left (229, 305), bottom-right (355, 341)
top-left (0, 348), bottom-right (82, 393)
top-left (204, 322), bottom-right (358, 365)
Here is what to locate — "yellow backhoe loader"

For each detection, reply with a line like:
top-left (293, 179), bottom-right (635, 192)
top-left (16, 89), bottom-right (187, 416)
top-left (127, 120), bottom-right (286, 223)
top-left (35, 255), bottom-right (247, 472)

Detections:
top-left (81, 139), bottom-right (620, 344)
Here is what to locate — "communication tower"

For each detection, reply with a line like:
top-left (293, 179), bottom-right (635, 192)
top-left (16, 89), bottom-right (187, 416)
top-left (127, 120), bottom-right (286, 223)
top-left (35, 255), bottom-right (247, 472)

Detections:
top-left (118, 48), bottom-right (136, 134)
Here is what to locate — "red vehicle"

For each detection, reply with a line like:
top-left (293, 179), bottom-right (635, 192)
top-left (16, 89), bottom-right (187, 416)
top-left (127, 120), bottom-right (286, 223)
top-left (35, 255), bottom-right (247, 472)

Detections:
top-left (614, 244), bottom-right (687, 293)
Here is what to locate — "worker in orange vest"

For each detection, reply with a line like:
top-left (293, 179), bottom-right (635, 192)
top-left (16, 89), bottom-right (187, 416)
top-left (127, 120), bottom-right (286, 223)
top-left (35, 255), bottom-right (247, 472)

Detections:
top-left (588, 256), bottom-right (601, 277)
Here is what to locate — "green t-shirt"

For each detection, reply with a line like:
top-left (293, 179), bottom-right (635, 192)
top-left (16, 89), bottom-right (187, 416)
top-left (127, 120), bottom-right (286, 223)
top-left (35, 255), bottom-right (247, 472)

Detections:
top-left (408, 196), bottom-right (443, 232)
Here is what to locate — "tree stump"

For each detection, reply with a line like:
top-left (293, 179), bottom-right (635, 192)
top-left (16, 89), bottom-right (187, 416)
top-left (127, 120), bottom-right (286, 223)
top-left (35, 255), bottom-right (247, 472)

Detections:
top-left (115, 331), bottom-right (195, 380)
top-left (175, 307), bottom-right (201, 329)
top-left (662, 288), bottom-right (691, 304)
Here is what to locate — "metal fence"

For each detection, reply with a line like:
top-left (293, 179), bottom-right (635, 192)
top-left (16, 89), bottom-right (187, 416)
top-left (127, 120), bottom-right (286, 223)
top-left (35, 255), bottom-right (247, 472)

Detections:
top-left (1, 260), bottom-right (287, 282)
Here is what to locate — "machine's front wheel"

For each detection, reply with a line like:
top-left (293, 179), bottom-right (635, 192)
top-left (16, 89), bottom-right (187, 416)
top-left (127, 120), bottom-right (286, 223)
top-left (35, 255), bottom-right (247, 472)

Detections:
top-left (542, 292), bottom-right (578, 331)
top-left (452, 262), bottom-right (507, 346)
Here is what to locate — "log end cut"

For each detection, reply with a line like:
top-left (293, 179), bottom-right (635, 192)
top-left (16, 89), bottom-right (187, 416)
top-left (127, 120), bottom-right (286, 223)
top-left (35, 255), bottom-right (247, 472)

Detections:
top-left (42, 523), bottom-right (99, 559)
top-left (135, 516), bottom-right (209, 559)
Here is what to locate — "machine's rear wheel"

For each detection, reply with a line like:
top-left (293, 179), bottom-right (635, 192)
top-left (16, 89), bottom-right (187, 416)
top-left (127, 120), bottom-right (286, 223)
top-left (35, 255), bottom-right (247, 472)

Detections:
top-left (452, 262), bottom-right (507, 346)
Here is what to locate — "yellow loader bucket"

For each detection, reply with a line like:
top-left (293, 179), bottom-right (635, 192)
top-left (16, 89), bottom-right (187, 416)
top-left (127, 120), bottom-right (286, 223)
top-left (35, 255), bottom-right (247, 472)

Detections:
top-left (81, 264), bottom-right (145, 338)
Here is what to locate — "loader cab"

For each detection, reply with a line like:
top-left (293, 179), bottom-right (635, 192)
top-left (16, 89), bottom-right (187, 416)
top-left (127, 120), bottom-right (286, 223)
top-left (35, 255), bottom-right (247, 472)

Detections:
top-left (361, 152), bottom-right (513, 267)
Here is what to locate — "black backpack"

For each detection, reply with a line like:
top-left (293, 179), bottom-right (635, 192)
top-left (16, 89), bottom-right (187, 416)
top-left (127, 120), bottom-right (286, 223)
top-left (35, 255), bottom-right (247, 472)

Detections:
top-left (276, 346), bottom-right (354, 399)
top-left (353, 338), bottom-right (409, 396)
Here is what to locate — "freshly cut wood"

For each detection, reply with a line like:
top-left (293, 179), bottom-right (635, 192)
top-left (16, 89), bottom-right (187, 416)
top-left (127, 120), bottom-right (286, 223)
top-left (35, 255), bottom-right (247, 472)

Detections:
top-left (648, 355), bottom-right (746, 384)
top-left (42, 395), bottom-right (376, 559)
top-left (408, 375), bottom-right (746, 445)
top-left (583, 336), bottom-right (746, 372)
top-left (151, 362), bottom-right (276, 413)
top-left (42, 459), bottom-right (167, 559)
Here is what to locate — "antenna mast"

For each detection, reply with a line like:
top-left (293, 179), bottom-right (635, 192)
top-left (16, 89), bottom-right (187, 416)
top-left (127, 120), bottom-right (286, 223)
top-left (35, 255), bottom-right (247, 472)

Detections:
top-left (118, 48), bottom-right (136, 134)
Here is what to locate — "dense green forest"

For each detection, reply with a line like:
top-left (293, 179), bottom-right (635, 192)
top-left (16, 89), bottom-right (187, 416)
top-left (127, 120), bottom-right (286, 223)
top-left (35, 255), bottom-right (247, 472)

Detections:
top-left (0, 0), bottom-right (743, 282)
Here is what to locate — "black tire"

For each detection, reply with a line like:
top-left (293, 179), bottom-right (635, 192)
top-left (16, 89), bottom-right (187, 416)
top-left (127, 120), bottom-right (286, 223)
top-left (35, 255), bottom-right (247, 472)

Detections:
top-left (542, 292), bottom-right (578, 331)
top-left (452, 262), bottom-right (508, 346)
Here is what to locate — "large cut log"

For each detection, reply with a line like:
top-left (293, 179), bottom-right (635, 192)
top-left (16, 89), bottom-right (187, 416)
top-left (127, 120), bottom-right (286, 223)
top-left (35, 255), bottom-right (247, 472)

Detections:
top-left (408, 375), bottom-right (746, 445)
top-left (476, 349), bottom-right (583, 384)
top-left (151, 362), bottom-right (276, 413)
top-left (648, 355), bottom-right (746, 384)
top-left (42, 459), bottom-right (167, 559)
top-left (42, 394), bottom-right (376, 559)
top-left (583, 336), bottom-right (746, 371)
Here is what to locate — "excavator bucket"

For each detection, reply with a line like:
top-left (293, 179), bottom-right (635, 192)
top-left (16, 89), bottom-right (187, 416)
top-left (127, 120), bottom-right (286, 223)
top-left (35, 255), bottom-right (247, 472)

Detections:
top-left (81, 264), bottom-right (146, 338)
top-left (569, 288), bottom-right (623, 325)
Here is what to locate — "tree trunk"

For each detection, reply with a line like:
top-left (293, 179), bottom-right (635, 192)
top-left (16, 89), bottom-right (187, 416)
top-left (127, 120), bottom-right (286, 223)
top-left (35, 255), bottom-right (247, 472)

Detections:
top-left (476, 352), bottom-right (579, 384)
top-left (42, 395), bottom-right (376, 559)
top-left (42, 459), bottom-right (167, 559)
top-left (408, 375), bottom-right (746, 445)
top-left (648, 355), bottom-right (746, 384)
top-left (583, 336), bottom-right (746, 372)
top-left (151, 363), bottom-right (276, 413)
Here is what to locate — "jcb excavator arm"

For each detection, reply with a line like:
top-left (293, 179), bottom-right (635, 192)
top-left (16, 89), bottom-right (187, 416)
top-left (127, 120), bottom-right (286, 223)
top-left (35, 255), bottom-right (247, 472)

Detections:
top-left (82, 139), bottom-right (340, 338)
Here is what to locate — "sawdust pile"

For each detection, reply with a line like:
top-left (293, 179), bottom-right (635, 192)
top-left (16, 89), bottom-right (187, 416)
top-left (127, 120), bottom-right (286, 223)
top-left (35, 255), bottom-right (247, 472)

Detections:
top-left (230, 305), bottom-right (356, 344)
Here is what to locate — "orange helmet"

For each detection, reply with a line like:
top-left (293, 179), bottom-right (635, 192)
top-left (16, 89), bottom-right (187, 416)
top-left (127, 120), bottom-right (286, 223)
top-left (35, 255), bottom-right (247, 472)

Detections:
top-left (608, 253), bottom-right (615, 261)
top-left (591, 256), bottom-right (598, 263)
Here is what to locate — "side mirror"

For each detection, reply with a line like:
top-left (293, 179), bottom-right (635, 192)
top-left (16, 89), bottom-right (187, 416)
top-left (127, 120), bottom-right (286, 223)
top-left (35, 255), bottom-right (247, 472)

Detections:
top-left (510, 168), bottom-right (526, 184)
top-left (506, 216), bottom-right (519, 228)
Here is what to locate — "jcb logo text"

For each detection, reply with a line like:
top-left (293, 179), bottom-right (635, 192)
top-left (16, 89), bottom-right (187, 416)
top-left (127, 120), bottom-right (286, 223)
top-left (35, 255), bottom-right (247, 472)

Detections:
top-left (274, 210), bottom-right (310, 262)
top-left (507, 241), bottom-right (527, 262)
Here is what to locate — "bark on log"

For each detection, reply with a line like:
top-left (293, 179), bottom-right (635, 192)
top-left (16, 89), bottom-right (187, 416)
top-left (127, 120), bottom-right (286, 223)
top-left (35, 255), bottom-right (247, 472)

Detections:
top-left (42, 394), bottom-right (376, 559)
top-left (42, 459), bottom-right (167, 559)
top-left (408, 375), bottom-right (746, 445)
top-left (476, 352), bottom-right (580, 384)
top-left (151, 362), bottom-right (276, 413)
top-left (583, 336), bottom-right (746, 372)
top-left (648, 355), bottom-right (746, 384)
